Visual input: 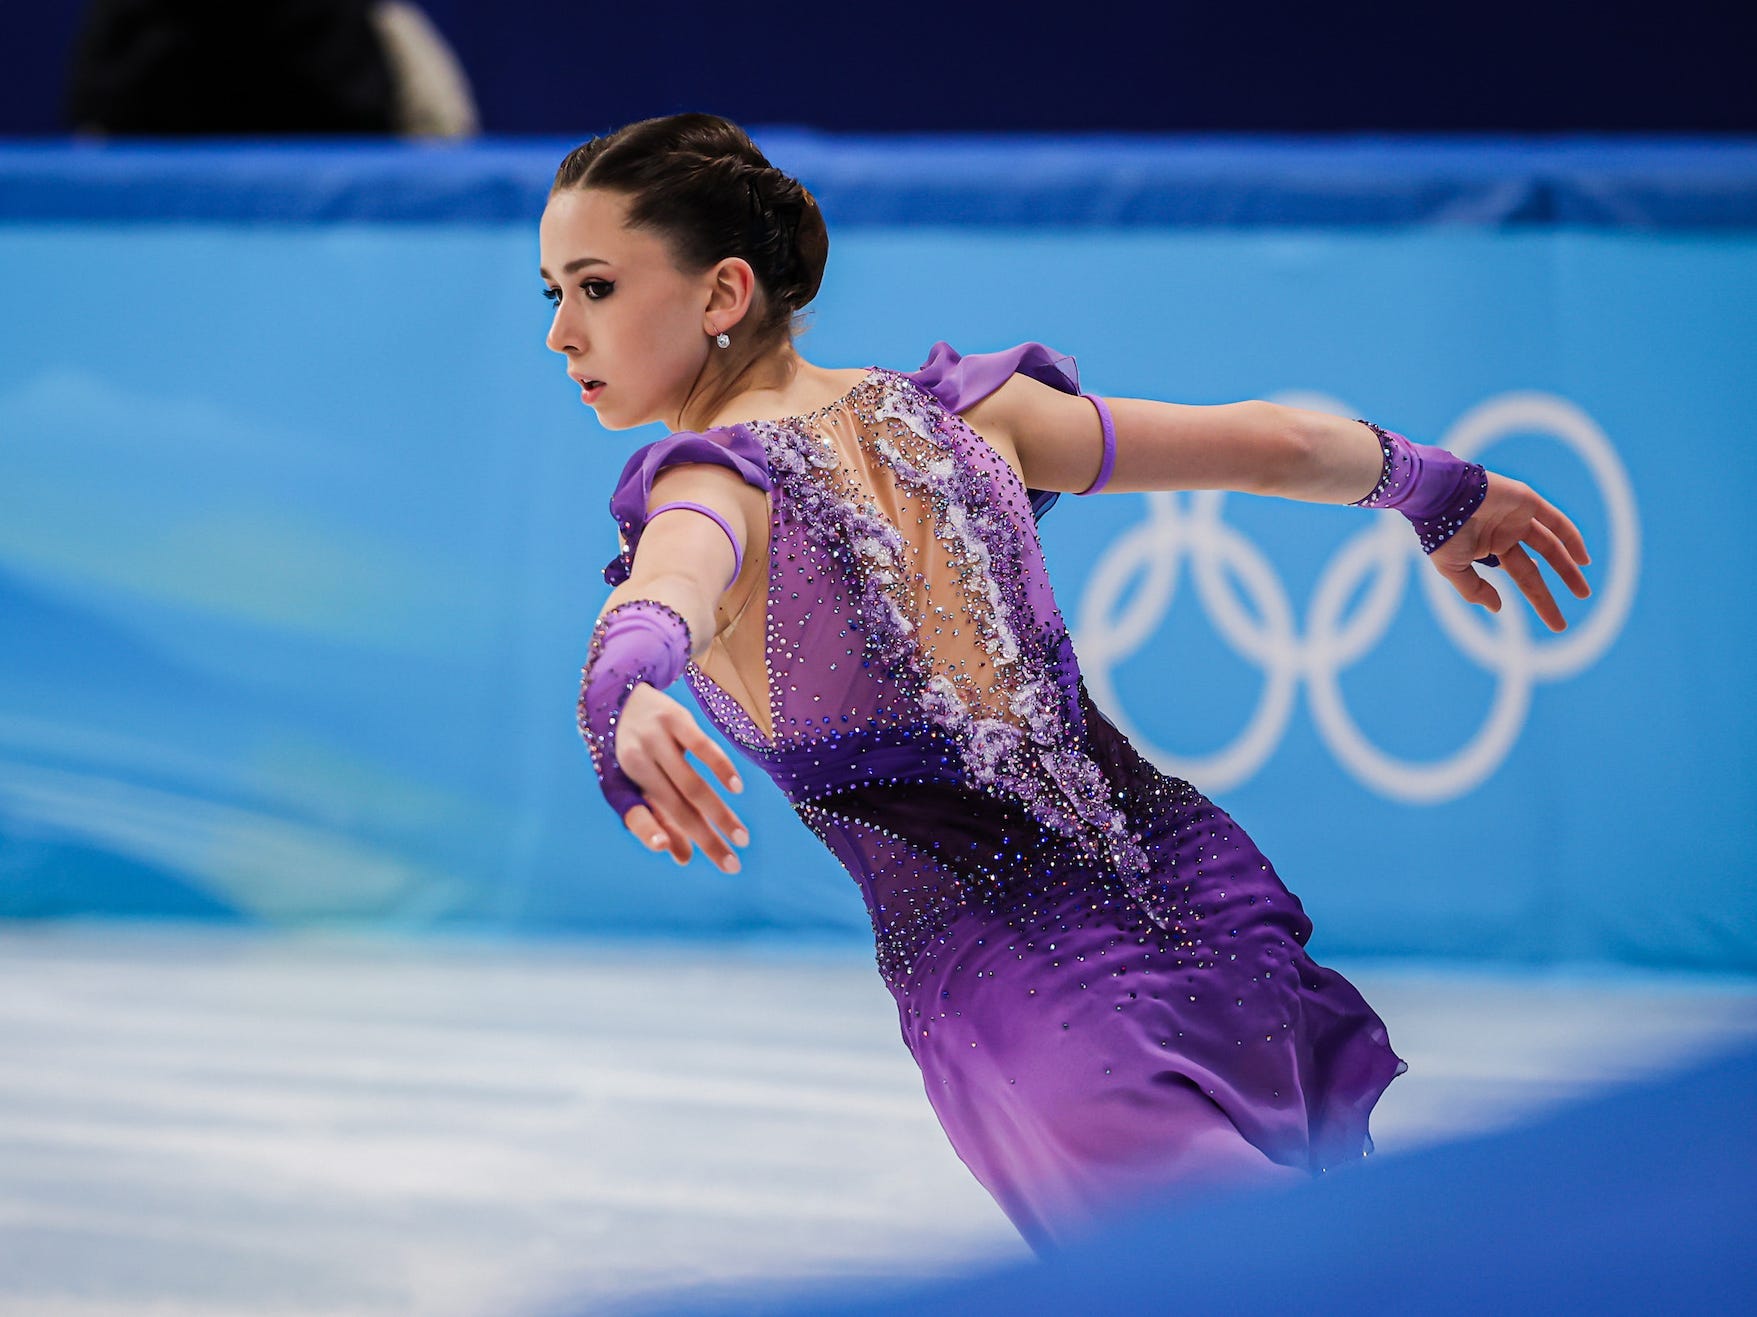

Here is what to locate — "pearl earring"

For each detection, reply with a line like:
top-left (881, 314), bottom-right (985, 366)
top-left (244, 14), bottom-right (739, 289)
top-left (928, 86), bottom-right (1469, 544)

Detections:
top-left (714, 330), bottom-right (730, 349)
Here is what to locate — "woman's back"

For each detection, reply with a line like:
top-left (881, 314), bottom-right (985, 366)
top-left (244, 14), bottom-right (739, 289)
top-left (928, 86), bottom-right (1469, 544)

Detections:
top-left (606, 346), bottom-right (1150, 893)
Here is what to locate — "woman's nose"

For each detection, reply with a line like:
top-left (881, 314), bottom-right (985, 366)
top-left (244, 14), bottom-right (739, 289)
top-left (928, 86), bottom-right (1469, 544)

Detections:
top-left (545, 306), bottom-right (578, 355)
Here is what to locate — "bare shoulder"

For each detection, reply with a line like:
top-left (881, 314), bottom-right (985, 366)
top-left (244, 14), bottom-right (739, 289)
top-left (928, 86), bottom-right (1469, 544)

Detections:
top-left (643, 457), bottom-right (771, 633)
top-left (646, 448), bottom-right (762, 501)
top-left (955, 370), bottom-right (1106, 494)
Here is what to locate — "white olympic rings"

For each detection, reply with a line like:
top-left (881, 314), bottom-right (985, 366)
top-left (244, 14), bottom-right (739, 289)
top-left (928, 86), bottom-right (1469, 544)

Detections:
top-left (1073, 390), bottom-right (1640, 803)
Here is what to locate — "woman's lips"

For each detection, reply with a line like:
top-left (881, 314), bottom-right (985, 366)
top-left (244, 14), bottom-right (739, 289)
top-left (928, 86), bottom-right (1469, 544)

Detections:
top-left (579, 380), bottom-right (605, 403)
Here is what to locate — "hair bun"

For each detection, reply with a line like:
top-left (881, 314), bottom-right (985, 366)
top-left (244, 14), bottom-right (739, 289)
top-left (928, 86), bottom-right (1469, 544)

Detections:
top-left (550, 113), bottom-right (831, 348)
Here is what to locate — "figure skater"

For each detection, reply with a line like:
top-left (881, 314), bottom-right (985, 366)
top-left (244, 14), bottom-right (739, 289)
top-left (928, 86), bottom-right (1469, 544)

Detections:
top-left (548, 112), bottom-right (1593, 1255)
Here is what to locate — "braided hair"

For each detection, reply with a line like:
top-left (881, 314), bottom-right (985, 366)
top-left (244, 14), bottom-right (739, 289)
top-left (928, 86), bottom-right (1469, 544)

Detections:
top-left (551, 113), bottom-right (829, 351)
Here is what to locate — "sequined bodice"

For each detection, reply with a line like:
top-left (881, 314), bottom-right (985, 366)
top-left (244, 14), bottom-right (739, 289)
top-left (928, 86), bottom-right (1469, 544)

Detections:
top-left (660, 367), bottom-right (1151, 883)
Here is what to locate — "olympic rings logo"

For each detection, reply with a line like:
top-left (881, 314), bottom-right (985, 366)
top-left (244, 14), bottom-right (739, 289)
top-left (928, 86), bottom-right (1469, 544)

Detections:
top-left (1073, 391), bottom-right (1640, 803)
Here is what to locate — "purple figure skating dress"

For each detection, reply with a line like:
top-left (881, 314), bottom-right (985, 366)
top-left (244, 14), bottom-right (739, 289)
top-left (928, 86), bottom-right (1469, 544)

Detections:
top-left (603, 341), bottom-right (1408, 1254)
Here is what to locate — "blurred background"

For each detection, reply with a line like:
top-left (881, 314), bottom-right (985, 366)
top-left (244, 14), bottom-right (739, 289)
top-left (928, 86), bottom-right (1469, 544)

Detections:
top-left (2, 2), bottom-right (1755, 1315)
top-left (8, 0), bottom-right (1757, 136)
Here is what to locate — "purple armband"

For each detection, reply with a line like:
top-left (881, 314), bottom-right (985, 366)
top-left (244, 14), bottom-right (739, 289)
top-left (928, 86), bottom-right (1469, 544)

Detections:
top-left (577, 598), bottom-right (693, 821)
top-left (1351, 420), bottom-right (1500, 567)
top-left (1075, 393), bottom-right (1116, 496)
top-left (648, 500), bottom-right (743, 585)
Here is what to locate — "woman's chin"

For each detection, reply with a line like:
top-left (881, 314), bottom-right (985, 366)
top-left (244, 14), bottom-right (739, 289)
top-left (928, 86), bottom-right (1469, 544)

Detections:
top-left (593, 409), bottom-right (643, 433)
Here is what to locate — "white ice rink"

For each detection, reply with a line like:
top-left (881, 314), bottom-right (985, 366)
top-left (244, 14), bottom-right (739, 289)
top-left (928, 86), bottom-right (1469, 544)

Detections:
top-left (3, 921), bottom-right (1754, 1317)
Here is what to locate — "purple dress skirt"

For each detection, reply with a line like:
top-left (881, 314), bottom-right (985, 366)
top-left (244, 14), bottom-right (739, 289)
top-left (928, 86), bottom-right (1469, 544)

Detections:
top-left (602, 341), bottom-right (1408, 1254)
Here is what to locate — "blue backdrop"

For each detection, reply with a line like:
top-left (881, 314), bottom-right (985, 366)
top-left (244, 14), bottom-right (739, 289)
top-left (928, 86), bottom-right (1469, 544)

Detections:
top-left (1, 135), bottom-right (1752, 974)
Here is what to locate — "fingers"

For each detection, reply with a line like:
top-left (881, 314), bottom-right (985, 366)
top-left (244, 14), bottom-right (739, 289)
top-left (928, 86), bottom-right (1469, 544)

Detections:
top-left (1498, 542), bottom-right (1567, 631)
top-left (1445, 561), bottom-right (1501, 614)
top-left (680, 720), bottom-right (747, 803)
top-left (652, 738), bottom-right (747, 872)
top-left (622, 801), bottom-right (677, 858)
top-left (620, 733), bottom-right (748, 873)
top-left (1535, 493), bottom-right (1592, 568)
top-left (625, 797), bottom-right (707, 868)
top-left (1524, 517), bottom-right (1592, 600)
top-left (1445, 476), bottom-right (1593, 631)
top-left (645, 798), bottom-right (694, 865)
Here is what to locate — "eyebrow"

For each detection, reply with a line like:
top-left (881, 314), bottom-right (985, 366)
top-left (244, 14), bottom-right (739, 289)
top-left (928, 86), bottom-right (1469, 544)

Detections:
top-left (538, 256), bottom-right (611, 279)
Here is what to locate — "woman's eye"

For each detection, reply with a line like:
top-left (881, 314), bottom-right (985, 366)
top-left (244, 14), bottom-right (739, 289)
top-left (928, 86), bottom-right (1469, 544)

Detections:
top-left (540, 280), bottom-right (612, 308)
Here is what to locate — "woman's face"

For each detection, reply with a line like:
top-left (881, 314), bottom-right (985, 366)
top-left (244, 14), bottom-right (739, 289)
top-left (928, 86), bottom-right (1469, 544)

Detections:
top-left (539, 186), bottom-right (717, 432)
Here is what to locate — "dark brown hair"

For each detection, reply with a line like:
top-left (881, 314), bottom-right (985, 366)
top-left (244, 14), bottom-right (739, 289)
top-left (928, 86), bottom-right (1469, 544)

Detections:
top-left (550, 112), bottom-right (829, 352)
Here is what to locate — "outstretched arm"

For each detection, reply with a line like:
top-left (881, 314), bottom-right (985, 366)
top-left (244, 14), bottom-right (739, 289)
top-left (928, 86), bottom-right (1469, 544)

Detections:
top-left (968, 373), bottom-right (1403, 500)
top-left (970, 374), bottom-right (1593, 631)
top-left (585, 460), bottom-right (759, 870)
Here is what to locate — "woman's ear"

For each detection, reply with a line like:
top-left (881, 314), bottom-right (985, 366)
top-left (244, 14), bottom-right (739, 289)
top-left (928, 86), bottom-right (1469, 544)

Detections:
top-left (705, 256), bottom-right (759, 330)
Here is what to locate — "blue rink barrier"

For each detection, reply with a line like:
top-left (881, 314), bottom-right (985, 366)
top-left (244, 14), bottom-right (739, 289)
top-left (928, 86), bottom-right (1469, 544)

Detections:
top-left (632, 1034), bottom-right (1757, 1317)
top-left (0, 136), bottom-right (1753, 974)
top-left (5, 135), bottom-right (1757, 226)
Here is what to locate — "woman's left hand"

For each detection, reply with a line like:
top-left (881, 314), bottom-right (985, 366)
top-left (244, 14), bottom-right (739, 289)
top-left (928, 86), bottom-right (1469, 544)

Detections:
top-left (1429, 470), bottom-right (1593, 632)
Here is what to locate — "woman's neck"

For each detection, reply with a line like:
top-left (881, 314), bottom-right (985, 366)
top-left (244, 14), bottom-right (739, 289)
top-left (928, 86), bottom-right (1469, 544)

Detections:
top-left (686, 346), bottom-right (842, 431)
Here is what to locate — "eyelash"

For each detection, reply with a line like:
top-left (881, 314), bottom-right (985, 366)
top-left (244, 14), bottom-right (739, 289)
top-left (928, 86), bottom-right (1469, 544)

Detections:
top-left (543, 279), bottom-right (613, 307)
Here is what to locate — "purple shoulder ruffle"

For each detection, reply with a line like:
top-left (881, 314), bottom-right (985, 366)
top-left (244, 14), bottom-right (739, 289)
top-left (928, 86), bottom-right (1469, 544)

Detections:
top-left (903, 341), bottom-right (1083, 520)
top-left (604, 426), bottom-right (773, 586)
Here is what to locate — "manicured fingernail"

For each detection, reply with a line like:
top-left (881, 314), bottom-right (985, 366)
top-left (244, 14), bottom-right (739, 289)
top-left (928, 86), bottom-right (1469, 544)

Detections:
top-left (732, 828), bottom-right (750, 846)
top-left (730, 776), bottom-right (744, 792)
top-left (723, 855), bottom-right (741, 873)
top-left (649, 834), bottom-right (665, 848)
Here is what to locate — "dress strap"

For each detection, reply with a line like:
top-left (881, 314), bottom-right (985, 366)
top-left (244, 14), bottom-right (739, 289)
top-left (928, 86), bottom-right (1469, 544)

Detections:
top-left (648, 500), bottom-right (743, 586)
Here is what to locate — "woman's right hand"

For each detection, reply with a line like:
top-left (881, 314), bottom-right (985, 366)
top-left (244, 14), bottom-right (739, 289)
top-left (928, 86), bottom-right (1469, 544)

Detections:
top-left (613, 682), bottom-right (750, 872)
top-left (1427, 469), bottom-right (1593, 631)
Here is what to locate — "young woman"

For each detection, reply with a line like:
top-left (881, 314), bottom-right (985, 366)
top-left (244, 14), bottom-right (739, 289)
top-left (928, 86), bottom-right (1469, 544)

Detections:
top-left (548, 113), bottom-right (1593, 1255)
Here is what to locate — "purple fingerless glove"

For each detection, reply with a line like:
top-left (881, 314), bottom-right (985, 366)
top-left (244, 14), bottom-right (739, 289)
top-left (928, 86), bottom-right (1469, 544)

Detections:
top-left (577, 598), bottom-right (694, 821)
top-left (1350, 420), bottom-right (1501, 568)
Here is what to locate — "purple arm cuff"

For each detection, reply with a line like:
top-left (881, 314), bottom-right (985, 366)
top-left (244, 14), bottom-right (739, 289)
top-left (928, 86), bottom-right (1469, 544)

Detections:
top-left (648, 500), bottom-right (743, 586)
top-left (1351, 420), bottom-right (1501, 567)
top-left (1075, 393), bottom-right (1116, 496)
top-left (577, 598), bottom-right (694, 823)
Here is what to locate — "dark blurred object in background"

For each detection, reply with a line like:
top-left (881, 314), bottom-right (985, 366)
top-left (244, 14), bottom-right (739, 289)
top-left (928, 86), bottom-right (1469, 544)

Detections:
top-left (64, 0), bottom-right (477, 138)
top-left (368, 0), bottom-right (477, 138)
top-left (21, 1), bottom-right (1754, 139)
